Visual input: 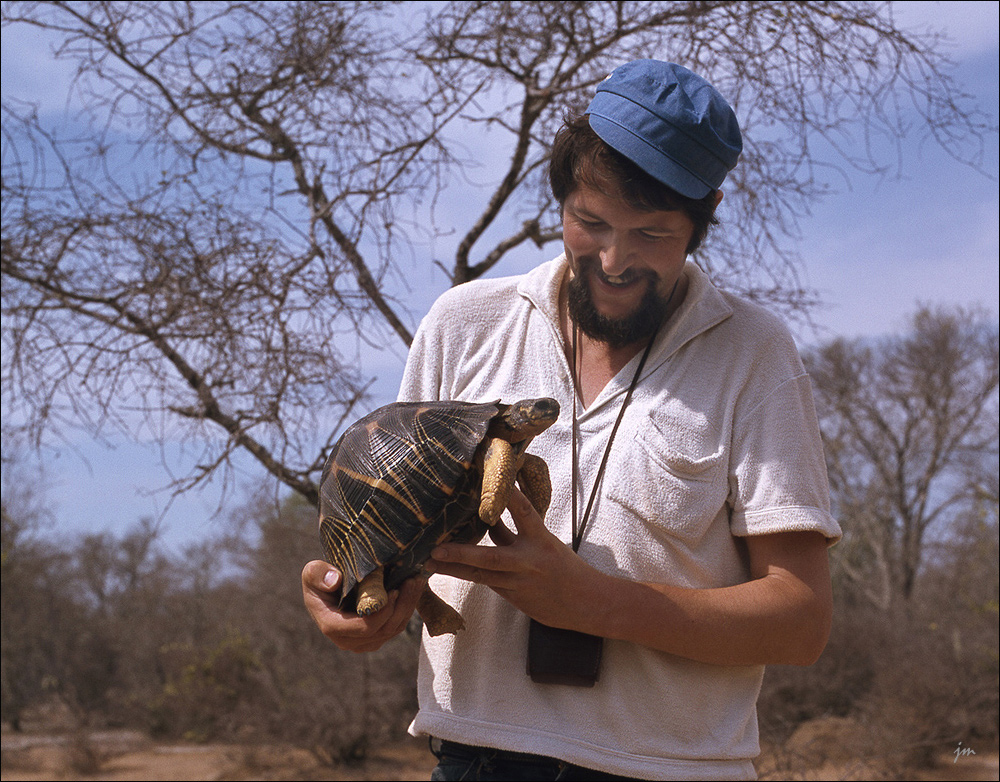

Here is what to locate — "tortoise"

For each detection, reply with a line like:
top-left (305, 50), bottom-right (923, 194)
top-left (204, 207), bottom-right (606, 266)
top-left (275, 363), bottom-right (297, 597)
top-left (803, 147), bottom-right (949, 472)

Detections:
top-left (318, 397), bottom-right (560, 636)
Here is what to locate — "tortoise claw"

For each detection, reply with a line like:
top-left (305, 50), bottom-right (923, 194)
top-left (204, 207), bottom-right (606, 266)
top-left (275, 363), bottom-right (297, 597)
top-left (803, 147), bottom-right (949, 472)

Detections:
top-left (356, 597), bottom-right (386, 616)
top-left (355, 567), bottom-right (388, 616)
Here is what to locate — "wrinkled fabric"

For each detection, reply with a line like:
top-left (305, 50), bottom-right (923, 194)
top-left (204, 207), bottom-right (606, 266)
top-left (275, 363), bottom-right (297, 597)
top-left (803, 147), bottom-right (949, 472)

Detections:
top-left (400, 256), bottom-right (840, 780)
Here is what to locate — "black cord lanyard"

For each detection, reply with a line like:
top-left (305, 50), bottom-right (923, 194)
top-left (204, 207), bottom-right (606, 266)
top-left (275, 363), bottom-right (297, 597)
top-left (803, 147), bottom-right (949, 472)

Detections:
top-left (569, 279), bottom-right (678, 552)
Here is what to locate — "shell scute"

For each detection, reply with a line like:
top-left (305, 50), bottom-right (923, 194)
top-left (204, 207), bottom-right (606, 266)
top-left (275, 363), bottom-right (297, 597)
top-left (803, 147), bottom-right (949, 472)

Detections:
top-left (319, 400), bottom-right (500, 610)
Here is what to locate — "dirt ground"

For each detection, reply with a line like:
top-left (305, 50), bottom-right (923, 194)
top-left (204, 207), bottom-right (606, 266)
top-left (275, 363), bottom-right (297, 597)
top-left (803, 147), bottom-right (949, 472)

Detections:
top-left (0, 728), bottom-right (437, 781)
top-left (2, 723), bottom-right (997, 781)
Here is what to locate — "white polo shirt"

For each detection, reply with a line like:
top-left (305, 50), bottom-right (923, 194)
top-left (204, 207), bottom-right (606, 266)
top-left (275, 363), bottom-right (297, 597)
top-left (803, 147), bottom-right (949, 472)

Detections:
top-left (399, 256), bottom-right (841, 780)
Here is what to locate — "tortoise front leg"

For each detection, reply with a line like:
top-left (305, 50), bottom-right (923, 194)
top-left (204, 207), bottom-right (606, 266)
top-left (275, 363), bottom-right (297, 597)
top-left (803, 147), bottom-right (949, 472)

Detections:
top-left (516, 452), bottom-right (552, 518)
top-left (355, 566), bottom-right (388, 616)
top-left (479, 436), bottom-right (516, 526)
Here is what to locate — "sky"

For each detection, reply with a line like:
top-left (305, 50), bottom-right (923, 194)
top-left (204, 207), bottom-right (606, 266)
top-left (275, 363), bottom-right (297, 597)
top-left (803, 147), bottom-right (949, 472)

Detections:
top-left (2, 1), bottom-right (998, 553)
top-left (794, 0), bottom-right (999, 343)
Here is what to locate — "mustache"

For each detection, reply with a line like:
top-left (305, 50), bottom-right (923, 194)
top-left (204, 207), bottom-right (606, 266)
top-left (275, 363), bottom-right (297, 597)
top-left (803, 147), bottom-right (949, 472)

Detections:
top-left (577, 257), bottom-right (658, 286)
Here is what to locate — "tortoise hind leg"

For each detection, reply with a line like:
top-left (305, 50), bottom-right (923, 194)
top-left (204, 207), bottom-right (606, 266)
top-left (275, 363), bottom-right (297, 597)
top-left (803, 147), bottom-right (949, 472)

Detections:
top-left (417, 584), bottom-right (466, 636)
top-left (357, 570), bottom-right (466, 635)
top-left (355, 566), bottom-right (388, 616)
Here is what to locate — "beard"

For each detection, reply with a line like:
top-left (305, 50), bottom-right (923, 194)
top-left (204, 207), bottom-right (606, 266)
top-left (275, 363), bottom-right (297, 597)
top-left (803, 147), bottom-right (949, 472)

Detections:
top-left (567, 262), bottom-right (670, 349)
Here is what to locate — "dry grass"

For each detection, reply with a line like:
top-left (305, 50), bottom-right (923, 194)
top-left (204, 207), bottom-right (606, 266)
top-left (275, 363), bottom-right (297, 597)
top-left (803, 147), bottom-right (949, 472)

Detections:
top-left (3, 722), bottom-right (997, 782)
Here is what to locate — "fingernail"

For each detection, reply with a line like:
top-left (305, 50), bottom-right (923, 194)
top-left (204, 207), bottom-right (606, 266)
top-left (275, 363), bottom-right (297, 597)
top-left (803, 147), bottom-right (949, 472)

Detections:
top-left (322, 569), bottom-right (338, 588)
top-left (431, 546), bottom-right (449, 560)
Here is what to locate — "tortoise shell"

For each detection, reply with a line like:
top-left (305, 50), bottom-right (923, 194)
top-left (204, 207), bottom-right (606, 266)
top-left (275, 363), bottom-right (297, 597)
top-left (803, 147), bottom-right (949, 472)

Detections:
top-left (318, 400), bottom-right (505, 612)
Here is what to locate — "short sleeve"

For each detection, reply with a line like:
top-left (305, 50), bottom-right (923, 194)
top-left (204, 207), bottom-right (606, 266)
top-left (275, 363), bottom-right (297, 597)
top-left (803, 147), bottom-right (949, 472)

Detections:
top-left (729, 372), bottom-right (842, 544)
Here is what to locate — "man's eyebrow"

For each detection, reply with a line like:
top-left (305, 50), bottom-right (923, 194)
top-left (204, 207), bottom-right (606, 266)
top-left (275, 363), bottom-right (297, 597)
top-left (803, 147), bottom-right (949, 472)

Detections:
top-left (635, 223), bottom-right (680, 235)
top-left (566, 203), bottom-right (600, 220)
top-left (570, 203), bottom-right (680, 234)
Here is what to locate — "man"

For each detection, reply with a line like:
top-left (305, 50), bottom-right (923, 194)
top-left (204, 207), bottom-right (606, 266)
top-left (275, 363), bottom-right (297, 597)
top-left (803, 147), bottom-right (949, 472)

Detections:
top-left (303, 60), bottom-right (840, 780)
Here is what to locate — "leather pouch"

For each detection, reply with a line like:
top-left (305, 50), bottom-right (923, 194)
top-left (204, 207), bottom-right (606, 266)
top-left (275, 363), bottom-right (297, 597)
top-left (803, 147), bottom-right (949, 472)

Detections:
top-left (526, 618), bottom-right (603, 687)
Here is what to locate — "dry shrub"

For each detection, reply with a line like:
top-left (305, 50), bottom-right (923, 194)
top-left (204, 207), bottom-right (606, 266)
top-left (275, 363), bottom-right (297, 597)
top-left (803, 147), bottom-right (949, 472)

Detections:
top-left (261, 628), bottom-right (420, 766)
top-left (759, 605), bottom-right (878, 745)
top-left (757, 715), bottom-right (893, 780)
top-left (64, 729), bottom-right (108, 775)
top-left (758, 595), bottom-right (998, 778)
top-left (150, 632), bottom-right (272, 742)
top-left (851, 612), bottom-right (998, 774)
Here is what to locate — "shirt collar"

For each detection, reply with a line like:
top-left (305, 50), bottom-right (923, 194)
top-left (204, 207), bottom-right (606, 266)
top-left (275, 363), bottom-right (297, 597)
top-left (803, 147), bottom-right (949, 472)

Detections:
top-left (516, 254), bottom-right (734, 363)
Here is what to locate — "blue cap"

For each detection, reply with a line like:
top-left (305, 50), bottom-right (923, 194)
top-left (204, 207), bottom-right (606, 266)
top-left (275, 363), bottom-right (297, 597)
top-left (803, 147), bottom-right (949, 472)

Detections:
top-left (586, 60), bottom-right (742, 199)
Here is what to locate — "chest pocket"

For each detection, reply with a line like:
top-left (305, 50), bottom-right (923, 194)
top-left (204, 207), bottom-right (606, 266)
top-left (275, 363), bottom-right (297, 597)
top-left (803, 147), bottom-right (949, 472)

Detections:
top-left (606, 408), bottom-right (729, 547)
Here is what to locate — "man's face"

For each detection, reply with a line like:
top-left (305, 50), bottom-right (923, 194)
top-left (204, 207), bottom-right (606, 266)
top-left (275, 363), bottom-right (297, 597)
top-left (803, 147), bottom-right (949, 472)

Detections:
top-left (562, 185), bottom-right (696, 349)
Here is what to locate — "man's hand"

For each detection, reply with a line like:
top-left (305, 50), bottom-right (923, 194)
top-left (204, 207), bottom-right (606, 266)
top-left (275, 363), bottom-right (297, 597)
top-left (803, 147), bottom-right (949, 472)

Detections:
top-left (426, 487), bottom-right (834, 667)
top-left (426, 487), bottom-right (608, 633)
top-left (301, 561), bottom-right (423, 653)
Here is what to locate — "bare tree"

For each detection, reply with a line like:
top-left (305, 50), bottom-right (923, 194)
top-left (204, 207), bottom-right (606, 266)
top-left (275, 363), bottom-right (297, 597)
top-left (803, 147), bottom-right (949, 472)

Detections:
top-left (806, 306), bottom-right (999, 611)
top-left (2, 1), bottom-right (994, 509)
top-left (1, 453), bottom-right (66, 730)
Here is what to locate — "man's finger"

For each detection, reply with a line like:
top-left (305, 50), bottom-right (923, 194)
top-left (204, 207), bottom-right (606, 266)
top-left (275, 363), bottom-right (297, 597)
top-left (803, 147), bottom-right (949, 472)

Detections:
top-left (506, 486), bottom-right (545, 535)
top-left (430, 539), bottom-right (518, 572)
top-left (488, 521), bottom-right (517, 546)
top-left (427, 559), bottom-right (518, 591)
top-left (302, 559), bottom-right (342, 593)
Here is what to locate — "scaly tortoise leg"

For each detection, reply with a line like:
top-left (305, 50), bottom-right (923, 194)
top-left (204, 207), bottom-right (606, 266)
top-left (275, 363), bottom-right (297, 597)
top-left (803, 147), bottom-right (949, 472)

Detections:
top-left (478, 436), bottom-right (516, 526)
top-left (416, 584), bottom-right (466, 636)
top-left (356, 569), bottom-right (466, 636)
top-left (516, 452), bottom-right (552, 518)
top-left (355, 566), bottom-right (388, 616)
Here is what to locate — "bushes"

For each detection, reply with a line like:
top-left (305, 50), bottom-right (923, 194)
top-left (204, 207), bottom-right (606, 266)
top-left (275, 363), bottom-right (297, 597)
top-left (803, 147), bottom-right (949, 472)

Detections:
top-left (0, 496), bottom-right (422, 760)
top-left (150, 633), bottom-right (267, 741)
top-left (3, 477), bottom-right (996, 775)
top-left (759, 582), bottom-right (998, 776)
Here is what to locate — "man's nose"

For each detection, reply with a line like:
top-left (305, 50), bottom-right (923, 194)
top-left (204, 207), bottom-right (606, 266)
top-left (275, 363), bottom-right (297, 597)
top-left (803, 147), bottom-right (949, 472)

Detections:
top-left (599, 236), bottom-right (633, 275)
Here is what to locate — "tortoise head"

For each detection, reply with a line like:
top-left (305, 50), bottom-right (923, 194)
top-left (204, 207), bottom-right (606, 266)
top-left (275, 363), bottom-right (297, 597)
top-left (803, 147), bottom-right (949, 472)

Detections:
top-left (491, 397), bottom-right (560, 442)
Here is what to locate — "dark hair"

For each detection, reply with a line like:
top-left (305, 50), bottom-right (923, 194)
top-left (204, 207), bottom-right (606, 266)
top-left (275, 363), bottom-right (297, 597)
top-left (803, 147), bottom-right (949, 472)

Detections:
top-left (549, 114), bottom-right (719, 254)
